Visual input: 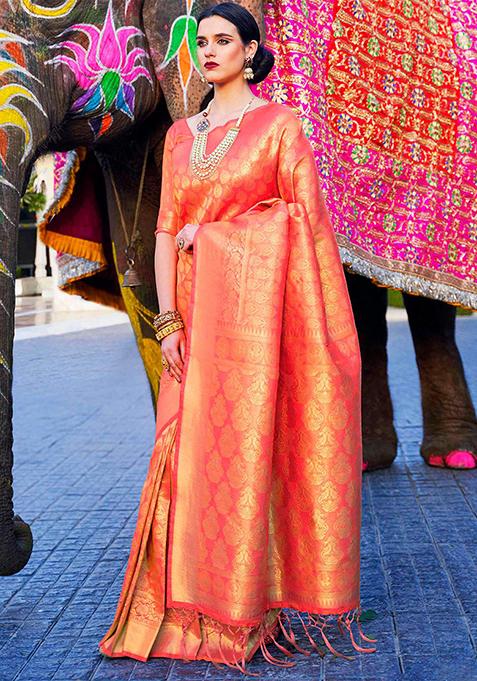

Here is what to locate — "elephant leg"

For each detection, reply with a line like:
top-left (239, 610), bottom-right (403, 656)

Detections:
top-left (403, 294), bottom-right (477, 468)
top-left (345, 272), bottom-right (397, 471)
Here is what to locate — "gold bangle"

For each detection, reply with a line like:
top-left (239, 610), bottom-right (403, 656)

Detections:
top-left (153, 310), bottom-right (181, 323)
top-left (154, 314), bottom-right (182, 328)
top-left (154, 321), bottom-right (184, 337)
top-left (156, 322), bottom-right (184, 342)
top-left (155, 320), bottom-right (184, 342)
top-left (153, 310), bottom-right (182, 329)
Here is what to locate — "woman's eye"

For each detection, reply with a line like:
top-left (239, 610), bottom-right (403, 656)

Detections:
top-left (196, 39), bottom-right (230, 46)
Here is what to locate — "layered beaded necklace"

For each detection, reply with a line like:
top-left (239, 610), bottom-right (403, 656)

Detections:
top-left (190, 97), bottom-right (255, 180)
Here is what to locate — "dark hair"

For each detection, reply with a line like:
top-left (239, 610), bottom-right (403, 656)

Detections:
top-left (197, 2), bottom-right (275, 107)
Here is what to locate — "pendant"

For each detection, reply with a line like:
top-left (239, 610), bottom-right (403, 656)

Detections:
top-left (196, 117), bottom-right (210, 132)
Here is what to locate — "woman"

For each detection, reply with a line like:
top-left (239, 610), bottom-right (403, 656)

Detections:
top-left (99, 2), bottom-right (376, 671)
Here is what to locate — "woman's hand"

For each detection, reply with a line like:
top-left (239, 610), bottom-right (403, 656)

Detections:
top-left (161, 328), bottom-right (186, 383)
top-left (175, 223), bottom-right (200, 253)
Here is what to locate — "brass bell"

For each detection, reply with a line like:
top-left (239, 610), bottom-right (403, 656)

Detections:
top-left (122, 257), bottom-right (142, 287)
top-left (122, 243), bottom-right (142, 287)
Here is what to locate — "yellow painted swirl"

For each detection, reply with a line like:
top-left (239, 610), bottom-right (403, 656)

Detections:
top-left (20, 0), bottom-right (77, 18)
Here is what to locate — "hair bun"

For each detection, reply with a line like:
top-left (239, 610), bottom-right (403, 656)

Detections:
top-left (251, 44), bottom-right (275, 84)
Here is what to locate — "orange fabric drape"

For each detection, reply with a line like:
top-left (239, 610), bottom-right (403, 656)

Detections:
top-left (170, 197), bottom-right (362, 621)
top-left (99, 103), bottom-right (375, 670)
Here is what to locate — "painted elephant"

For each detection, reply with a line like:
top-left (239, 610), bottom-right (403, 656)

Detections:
top-left (1, 0), bottom-right (476, 576)
top-left (0, 0), bottom-right (263, 576)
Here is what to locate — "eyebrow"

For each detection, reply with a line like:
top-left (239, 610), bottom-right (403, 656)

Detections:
top-left (196, 33), bottom-right (234, 39)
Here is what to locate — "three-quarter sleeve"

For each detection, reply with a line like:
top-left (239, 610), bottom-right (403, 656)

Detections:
top-left (154, 124), bottom-right (179, 237)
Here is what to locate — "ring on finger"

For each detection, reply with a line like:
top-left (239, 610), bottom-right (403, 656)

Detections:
top-left (177, 237), bottom-right (185, 250)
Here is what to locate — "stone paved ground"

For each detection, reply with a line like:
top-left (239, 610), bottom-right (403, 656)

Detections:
top-left (1, 315), bottom-right (476, 681)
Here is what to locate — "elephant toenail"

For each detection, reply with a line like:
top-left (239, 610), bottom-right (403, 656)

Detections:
top-left (445, 450), bottom-right (476, 469)
top-left (428, 455), bottom-right (445, 467)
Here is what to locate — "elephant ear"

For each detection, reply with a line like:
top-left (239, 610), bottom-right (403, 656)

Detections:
top-left (141, 0), bottom-right (265, 120)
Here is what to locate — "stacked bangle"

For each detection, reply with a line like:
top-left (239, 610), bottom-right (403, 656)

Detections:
top-left (153, 309), bottom-right (182, 327)
top-left (153, 309), bottom-right (184, 343)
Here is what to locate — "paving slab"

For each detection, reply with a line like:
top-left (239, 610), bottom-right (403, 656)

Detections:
top-left (1, 313), bottom-right (475, 680)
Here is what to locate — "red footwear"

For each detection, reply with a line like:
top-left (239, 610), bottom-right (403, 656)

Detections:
top-left (428, 450), bottom-right (476, 469)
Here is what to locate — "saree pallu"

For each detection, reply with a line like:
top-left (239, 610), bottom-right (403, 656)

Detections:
top-left (99, 197), bottom-right (376, 670)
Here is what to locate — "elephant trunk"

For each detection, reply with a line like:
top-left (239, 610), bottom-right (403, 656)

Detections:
top-left (0, 180), bottom-right (33, 575)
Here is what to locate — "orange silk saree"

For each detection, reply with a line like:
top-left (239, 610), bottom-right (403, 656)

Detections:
top-left (99, 102), bottom-right (376, 670)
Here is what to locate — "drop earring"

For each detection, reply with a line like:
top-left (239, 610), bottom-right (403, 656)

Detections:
top-left (243, 56), bottom-right (254, 80)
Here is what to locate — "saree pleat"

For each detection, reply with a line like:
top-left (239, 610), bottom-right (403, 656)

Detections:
top-left (99, 403), bottom-right (282, 667)
top-left (99, 103), bottom-right (376, 670)
top-left (99, 416), bottom-right (176, 660)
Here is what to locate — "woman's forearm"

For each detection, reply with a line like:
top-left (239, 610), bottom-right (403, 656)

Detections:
top-left (154, 233), bottom-right (178, 311)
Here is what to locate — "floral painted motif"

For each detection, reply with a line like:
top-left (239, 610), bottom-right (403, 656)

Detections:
top-left (382, 74), bottom-right (397, 94)
top-left (14, 0), bottom-right (77, 17)
top-left (337, 113), bottom-right (353, 134)
top-left (351, 145), bottom-right (369, 165)
top-left (369, 179), bottom-right (385, 199)
top-left (385, 18), bottom-right (398, 37)
top-left (278, 18), bottom-right (294, 40)
top-left (367, 93), bottom-right (380, 112)
top-left (46, 2), bottom-right (152, 137)
top-left (0, 31), bottom-right (46, 164)
top-left (411, 87), bottom-right (425, 107)
top-left (0, 29), bottom-right (45, 292)
top-left (348, 55), bottom-right (360, 75)
top-left (367, 36), bottom-right (380, 56)
top-left (415, 33), bottom-right (425, 52)
top-left (160, 0), bottom-right (200, 111)
top-left (13, 0), bottom-right (134, 19)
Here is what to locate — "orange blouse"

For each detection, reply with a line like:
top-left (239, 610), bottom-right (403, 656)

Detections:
top-left (154, 101), bottom-right (330, 243)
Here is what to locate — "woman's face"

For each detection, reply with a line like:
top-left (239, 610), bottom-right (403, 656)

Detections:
top-left (196, 15), bottom-right (256, 85)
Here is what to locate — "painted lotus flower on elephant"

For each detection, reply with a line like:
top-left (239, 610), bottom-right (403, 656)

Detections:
top-left (0, 31), bottom-right (46, 164)
top-left (47, 3), bottom-right (152, 137)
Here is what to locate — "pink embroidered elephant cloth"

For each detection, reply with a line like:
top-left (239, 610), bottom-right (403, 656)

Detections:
top-left (254, 0), bottom-right (477, 309)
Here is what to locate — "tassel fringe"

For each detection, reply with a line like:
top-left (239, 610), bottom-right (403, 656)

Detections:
top-left (179, 606), bottom-right (376, 675)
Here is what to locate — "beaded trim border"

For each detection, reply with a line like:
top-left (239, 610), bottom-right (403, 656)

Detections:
top-left (338, 237), bottom-right (477, 311)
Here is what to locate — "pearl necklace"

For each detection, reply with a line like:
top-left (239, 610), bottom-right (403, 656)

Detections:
top-left (190, 97), bottom-right (255, 180)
